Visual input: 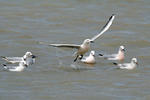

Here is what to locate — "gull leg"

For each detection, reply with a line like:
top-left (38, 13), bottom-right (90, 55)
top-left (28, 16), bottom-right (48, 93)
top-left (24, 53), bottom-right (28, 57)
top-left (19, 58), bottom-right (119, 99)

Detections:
top-left (74, 55), bottom-right (79, 62)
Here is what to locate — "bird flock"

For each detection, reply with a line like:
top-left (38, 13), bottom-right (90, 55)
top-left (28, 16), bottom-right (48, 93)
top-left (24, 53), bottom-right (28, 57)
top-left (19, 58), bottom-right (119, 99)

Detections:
top-left (1, 52), bottom-right (36, 72)
top-left (0, 14), bottom-right (138, 72)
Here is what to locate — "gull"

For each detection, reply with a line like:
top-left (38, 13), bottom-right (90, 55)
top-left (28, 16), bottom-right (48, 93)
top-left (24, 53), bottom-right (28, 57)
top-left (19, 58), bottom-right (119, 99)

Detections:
top-left (45, 14), bottom-right (115, 62)
top-left (113, 58), bottom-right (138, 70)
top-left (2, 61), bottom-right (28, 72)
top-left (81, 51), bottom-right (96, 64)
top-left (1, 51), bottom-right (36, 66)
top-left (99, 46), bottom-right (125, 62)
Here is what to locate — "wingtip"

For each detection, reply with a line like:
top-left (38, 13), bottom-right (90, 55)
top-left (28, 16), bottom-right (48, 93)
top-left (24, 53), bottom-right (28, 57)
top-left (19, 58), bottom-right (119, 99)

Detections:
top-left (99, 54), bottom-right (103, 56)
top-left (112, 14), bottom-right (116, 16)
top-left (2, 64), bottom-right (6, 66)
top-left (109, 14), bottom-right (115, 20)
top-left (39, 41), bottom-right (53, 46)
top-left (113, 62), bottom-right (118, 65)
top-left (1, 56), bottom-right (7, 60)
top-left (1, 56), bottom-right (5, 58)
top-left (49, 44), bottom-right (58, 47)
top-left (39, 41), bottom-right (45, 45)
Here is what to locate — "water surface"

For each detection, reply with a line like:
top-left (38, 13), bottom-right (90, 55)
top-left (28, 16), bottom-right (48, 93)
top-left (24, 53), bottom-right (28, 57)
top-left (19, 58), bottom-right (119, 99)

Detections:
top-left (0, 0), bottom-right (150, 100)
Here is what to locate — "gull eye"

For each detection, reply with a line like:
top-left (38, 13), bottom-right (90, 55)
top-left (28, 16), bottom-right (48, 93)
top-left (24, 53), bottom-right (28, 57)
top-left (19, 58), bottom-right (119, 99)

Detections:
top-left (87, 41), bottom-right (90, 44)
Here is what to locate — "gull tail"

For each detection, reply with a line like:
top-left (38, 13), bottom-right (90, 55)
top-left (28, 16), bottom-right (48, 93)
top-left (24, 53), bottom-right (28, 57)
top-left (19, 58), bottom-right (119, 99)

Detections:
top-left (2, 64), bottom-right (8, 70)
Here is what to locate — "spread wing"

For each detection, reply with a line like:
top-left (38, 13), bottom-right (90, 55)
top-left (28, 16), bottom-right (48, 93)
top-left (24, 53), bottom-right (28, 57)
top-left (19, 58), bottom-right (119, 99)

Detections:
top-left (39, 41), bottom-right (80, 49)
top-left (90, 14), bottom-right (115, 41)
top-left (49, 44), bottom-right (80, 49)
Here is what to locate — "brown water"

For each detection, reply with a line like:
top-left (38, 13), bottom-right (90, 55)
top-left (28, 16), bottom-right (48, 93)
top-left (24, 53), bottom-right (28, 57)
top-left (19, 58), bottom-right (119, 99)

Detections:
top-left (0, 0), bottom-right (150, 100)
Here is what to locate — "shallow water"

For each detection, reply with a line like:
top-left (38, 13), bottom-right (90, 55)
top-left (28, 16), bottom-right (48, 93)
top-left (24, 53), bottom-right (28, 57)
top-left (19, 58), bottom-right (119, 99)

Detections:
top-left (0, 0), bottom-right (150, 100)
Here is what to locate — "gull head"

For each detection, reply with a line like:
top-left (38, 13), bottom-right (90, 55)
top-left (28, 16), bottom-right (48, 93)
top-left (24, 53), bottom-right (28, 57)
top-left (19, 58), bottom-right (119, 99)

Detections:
top-left (24, 51), bottom-right (37, 59)
top-left (131, 58), bottom-right (138, 65)
top-left (25, 52), bottom-right (33, 57)
top-left (119, 46), bottom-right (125, 52)
top-left (83, 39), bottom-right (92, 45)
top-left (90, 51), bottom-right (95, 56)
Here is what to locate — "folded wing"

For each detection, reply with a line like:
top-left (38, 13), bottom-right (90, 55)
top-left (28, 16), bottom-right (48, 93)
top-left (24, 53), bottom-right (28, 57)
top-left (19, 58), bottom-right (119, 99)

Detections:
top-left (1, 56), bottom-right (23, 63)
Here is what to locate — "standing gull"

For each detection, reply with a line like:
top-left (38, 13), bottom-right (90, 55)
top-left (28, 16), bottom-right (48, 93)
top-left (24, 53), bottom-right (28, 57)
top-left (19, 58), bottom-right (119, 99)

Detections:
top-left (113, 58), bottom-right (138, 70)
top-left (1, 51), bottom-right (36, 66)
top-left (99, 46), bottom-right (125, 62)
top-left (41, 14), bottom-right (115, 62)
top-left (81, 51), bottom-right (96, 64)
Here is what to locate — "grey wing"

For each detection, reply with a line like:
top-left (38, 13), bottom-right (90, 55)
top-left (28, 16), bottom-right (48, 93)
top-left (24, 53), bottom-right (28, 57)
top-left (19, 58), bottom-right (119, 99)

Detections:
top-left (90, 14), bottom-right (115, 41)
top-left (39, 41), bottom-right (80, 49)
top-left (49, 44), bottom-right (80, 49)
top-left (102, 54), bottom-right (117, 58)
top-left (118, 63), bottom-right (128, 68)
top-left (1, 57), bottom-right (23, 63)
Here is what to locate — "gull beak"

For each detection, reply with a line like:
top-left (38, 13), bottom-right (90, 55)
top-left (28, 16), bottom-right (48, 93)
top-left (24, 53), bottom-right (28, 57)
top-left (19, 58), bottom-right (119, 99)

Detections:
top-left (122, 49), bottom-right (125, 51)
top-left (32, 55), bottom-right (37, 58)
top-left (90, 41), bottom-right (94, 43)
top-left (25, 64), bottom-right (28, 67)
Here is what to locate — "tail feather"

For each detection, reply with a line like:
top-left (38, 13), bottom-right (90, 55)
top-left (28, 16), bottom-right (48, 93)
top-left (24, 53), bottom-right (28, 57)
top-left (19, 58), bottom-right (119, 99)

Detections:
top-left (1, 56), bottom-right (6, 59)
top-left (2, 64), bottom-right (8, 70)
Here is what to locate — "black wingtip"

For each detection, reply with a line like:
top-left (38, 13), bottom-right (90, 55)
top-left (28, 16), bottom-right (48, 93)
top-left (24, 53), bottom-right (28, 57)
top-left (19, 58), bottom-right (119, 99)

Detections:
top-left (2, 64), bottom-right (6, 66)
top-left (113, 62), bottom-right (118, 65)
top-left (99, 54), bottom-right (103, 56)
top-left (109, 14), bottom-right (116, 20)
top-left (1, 56), bottom-right (5, 58)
